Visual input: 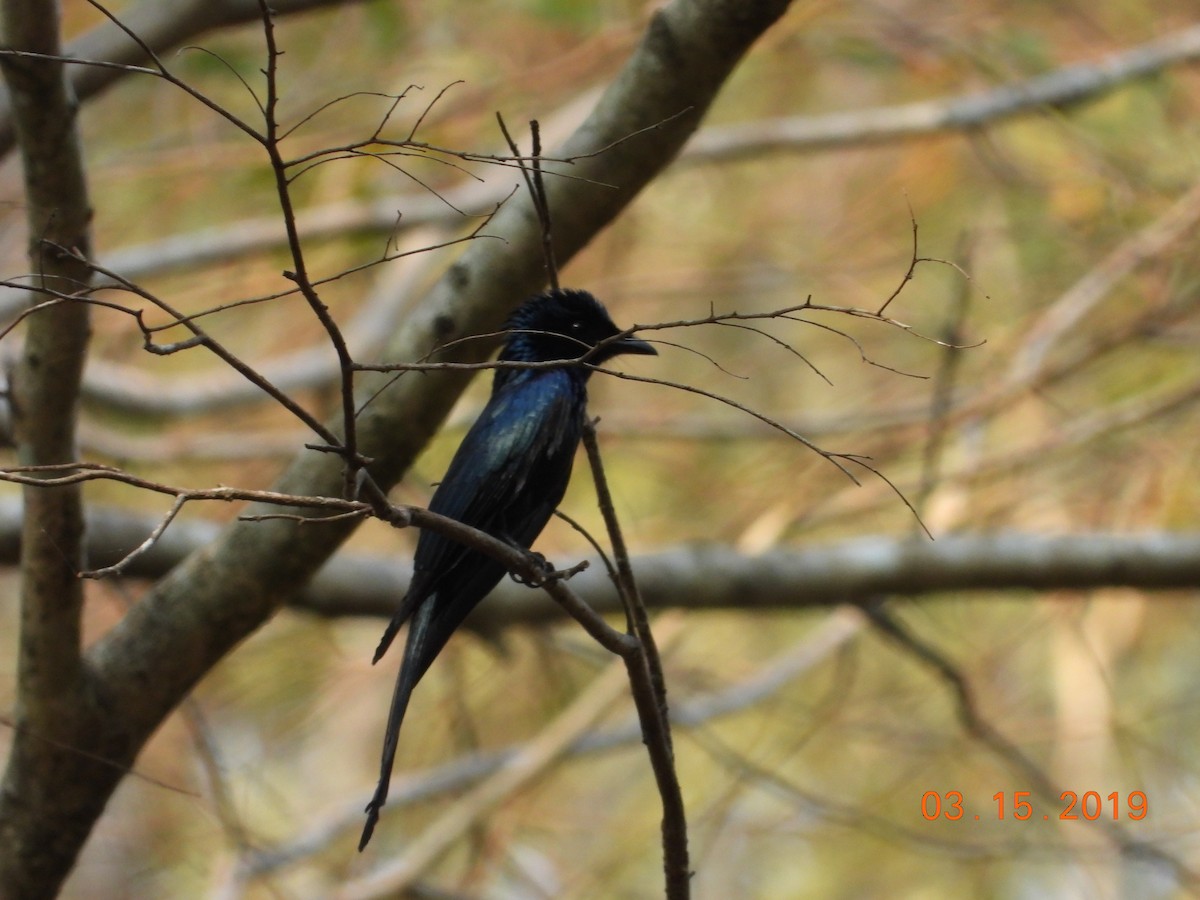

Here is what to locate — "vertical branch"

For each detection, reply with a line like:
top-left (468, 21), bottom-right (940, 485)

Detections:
top-left (581, 419), bottom-right (690, 899)
top-left (496, 109), bottom-right (687, 891)
top-left (496, 114), bottom-right (560, 289)
top-left (582, 420), bottom-right (672, 728)
top-left (0, 0), bottom-right (97, 893)
top-left (529, 121), bottom-right (559, 290)
top-left (912, 231), bottom-right (973, 523)
top-left (256, 0), bottom-right (362, 497)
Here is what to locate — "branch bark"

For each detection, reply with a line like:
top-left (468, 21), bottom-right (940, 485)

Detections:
top-left (685, 22), bottom-right (1200, 162)
top-left (1, 498), bottom-right (1195, 623)
top-left (0, 0), bottom-right (98, 894)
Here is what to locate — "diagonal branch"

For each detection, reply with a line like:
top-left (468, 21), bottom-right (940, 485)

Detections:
top-left (685, 23), bottom-right (1200, 162)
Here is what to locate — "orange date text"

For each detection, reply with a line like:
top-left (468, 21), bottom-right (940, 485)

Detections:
top-left (921, 790), bottom-right (1147, 821)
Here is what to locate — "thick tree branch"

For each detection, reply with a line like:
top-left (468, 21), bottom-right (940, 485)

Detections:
top-left (434, 530), bottom-right (1200, 623)
top-left (0, 498), bottom-right (1193, 623)
top-left (686, 22), bottom-right (1200, 162)
top-left (0, 0), bottom-right (97, 894)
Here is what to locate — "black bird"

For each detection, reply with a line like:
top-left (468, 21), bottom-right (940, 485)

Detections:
top-left (360, 288), bottom-right (655, 849)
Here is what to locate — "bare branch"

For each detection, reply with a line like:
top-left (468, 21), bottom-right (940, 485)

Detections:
top-left (80, 494), bottom-right (189, 578)
top-left (75, 253), bottom-right (341, 445)
top-left (1, 496), bottom-right (1193, 623)
top-left (582, 421), bottom-right (689, 898)
top-left (684, 23), bottom-right (1200, 162)
top-left (0, 0), bottom-right (96, 891)
top-left (254, 0), bottom-right (363, 496)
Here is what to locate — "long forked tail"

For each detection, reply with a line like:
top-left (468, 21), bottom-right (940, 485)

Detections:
top-left (372, 588), bottom-right (420, 664)
top-left (359, 598), bottom-right (436, 850)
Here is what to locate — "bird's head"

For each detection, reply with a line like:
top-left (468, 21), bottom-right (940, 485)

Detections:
top-left (500, 288), bottom-right (656, 372)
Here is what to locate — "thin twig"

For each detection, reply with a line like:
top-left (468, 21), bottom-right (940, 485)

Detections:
top-left (553, 509), bottom-right (620, 585)
top-left (582, 419), bottom-right (690, 900)
top-left (70, 250), bottom-right (341, 448)
top-left (877, 201), bottom-right (922, 315)
top-left (531, 121), bottom-right (559, 289)
top-left (81, 494), bottom-right (188, 578)
top-left (79, 0), bottom-right (266, 142)
top-left (496, 113), bottom-right (560, 289)
top-left (254, 0), bottom-right (362, 499)
top-left (912, 231), bottom-right (974, 523)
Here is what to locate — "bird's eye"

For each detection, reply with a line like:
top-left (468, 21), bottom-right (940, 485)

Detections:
top-left (569, 320), bottom-right (584, 331)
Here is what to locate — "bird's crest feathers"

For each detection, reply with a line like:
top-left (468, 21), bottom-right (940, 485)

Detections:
top-left (498, 288), bottom-right (655, 375)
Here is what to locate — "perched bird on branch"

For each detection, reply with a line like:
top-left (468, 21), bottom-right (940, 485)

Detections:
top-left (360, 288), bottom-right (656, 849)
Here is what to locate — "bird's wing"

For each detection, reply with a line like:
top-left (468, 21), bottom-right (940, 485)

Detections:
top-left (411, 375), bottom-right (582, 663)
top-left (432, 375), bottom-right (580, 520)
top-left (373, 373), bottom-right (582, 671)
top-left (421, 372), bottom-right (582, 575)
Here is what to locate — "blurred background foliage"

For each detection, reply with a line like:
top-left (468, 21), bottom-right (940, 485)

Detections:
top-left (2, 0), bottom-right (1200, 896)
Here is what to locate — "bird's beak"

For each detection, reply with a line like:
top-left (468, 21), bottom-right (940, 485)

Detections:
top-left (611, 335), bottom-right (657, 357)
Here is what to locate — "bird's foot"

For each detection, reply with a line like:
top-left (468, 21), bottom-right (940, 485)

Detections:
top-left (510, 553), bottom-right (589, 588)
top-left (509, 550), bottom-right (555, 587)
